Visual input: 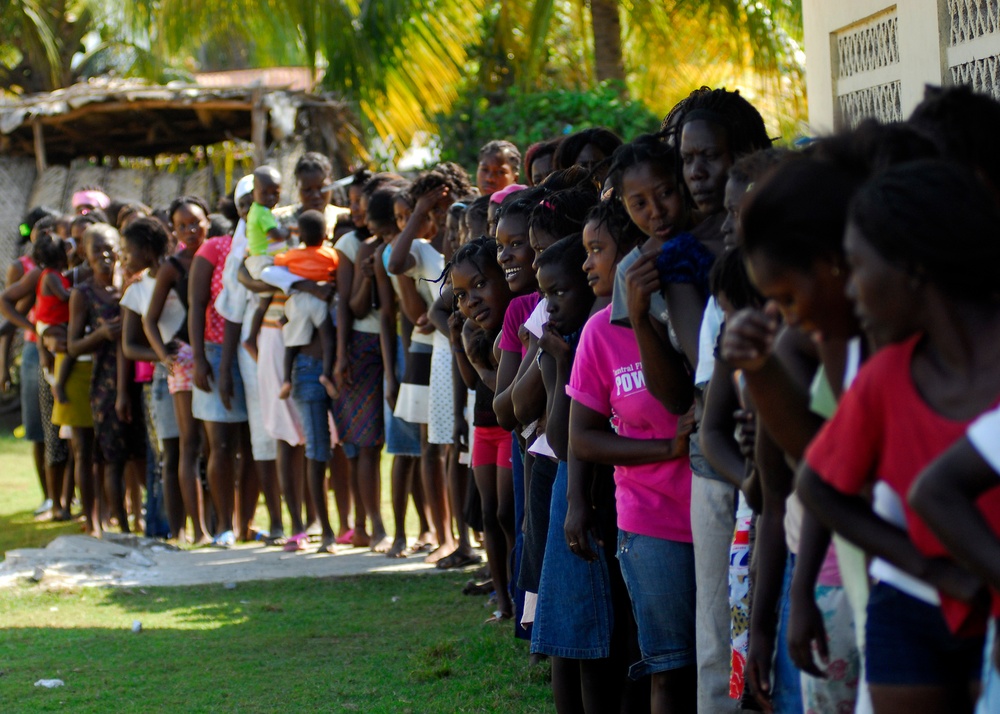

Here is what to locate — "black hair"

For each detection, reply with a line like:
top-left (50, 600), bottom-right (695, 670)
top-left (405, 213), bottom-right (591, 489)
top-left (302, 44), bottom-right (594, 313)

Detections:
top-left (909, 85), bottom-right (1000, 199)
top-left (167, 195), bottom-right (211, 224)
top-left (218, 196), bottom-right (239, 226)
top-left (106, 200), bottom-right (125, 229)
top-left (552, 128), bottom-right (623, 171)
top-left (207, 213), bottom-right (231, 238)
top-left (71, 212), bottom-right (107, 232)
top-left (669, 86), bottom-right (773, 158)
top-left (710, 247), bottom-right (762, 311)
top-left (298, 209), bottom-right (326, 246)
top-left (849, 159), bottom-right (1000, 303)
top-left (32, 216), bottom-right (59, 240)
top-left (294, 151), bottom-right (332, 180)
top-left (584, 199), bottom-right (643, 255)
top-left (524, 138), bottom-right (562, 186)
top-left (808, 120), bottom-right (939, 177)
top-left (349, 168), bottom-right (373, 189)
top-left (407, 168), bottom-right (455, 203)
top-left (360, 172), bottom-right (407, 201)
top-left (31, 232), bottom-right (67, 270)
top-left (367, 186), bottom-right (404, 233)
top-left (537, 165), bottom-right (595, 193)
top-left (115, 202), bottom-right (151, 230)
top-left (478, 140), bottom-right (522, 173)
top-left (496, 186), bottom-right (548, 225)
top-left (435, 162), bottom-right (474, 196)
top-left (465, 195), bottom-right (491, 239)
top-left (607, 133), bottom-right (679, 199)
top-left (122, 216), bottom-right (169, 258)
top-left (529, 185), bottom-right (600, 242)
top-left (534, 232), bottom-right (587, 276)
top-left (20, 206), bottom-right (60, 244)
top-left (451, 235), bottom-right (503, 282)
top-left (742, 155), bottom-right (866, 270)
top-left (728, 148), bottom-right (790, 187)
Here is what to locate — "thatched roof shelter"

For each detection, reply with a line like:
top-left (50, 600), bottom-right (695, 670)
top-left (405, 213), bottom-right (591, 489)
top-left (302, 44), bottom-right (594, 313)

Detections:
top-left (0, 75), bottom-right (360, 172)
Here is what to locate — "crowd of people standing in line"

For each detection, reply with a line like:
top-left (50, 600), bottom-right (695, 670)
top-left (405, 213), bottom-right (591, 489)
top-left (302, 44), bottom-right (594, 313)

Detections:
top-left (6, 82), bottom-right (1000, 714)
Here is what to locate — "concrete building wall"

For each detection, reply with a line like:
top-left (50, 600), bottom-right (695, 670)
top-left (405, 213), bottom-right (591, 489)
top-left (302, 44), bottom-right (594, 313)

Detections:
top-left (803, 0), bottom-right (1000, 132)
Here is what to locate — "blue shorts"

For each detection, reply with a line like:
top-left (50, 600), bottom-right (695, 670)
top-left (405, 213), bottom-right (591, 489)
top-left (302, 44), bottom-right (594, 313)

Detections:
top-left (191, 341), bottom-right (248, 423)
top-left (290, 353), bottom-right (331, 463)
top-left (865, 581), bottom-right (983, 687)
top-left (19, 341), bottom-right (44, 443)
top-left (150, 363), bottom-right (180, 442)
top-left (617, 531), bottom-right (697, 678)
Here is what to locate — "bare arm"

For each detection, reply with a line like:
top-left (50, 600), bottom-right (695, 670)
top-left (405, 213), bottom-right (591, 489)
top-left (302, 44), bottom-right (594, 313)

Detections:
top-left (569, 399), bottom-right (683, 466)
top-left (511, 335), bottom-right (546, 426)
top-left (626, 254), bottom-right (694, 414)
top-left (910, 437), bottom-right (1000, 593)
top-left (68, 289), bottom-right (117, 357)
top-left (121, 308), bottom-right (158, 363)
top-left (700, 356), bottom-right (746, 488)
top-left (188, 255), bottom-right (214, 391)
top-left (493, 348), bottom-right (522, 432)
top-left (144, 259), bottom-right (180, 364)
top-left (335, 249), bottom-right (355, 390)
top-left (0, 268), bottom-right (40, 334)
top-left (374, 244), bottom-right (399, 409)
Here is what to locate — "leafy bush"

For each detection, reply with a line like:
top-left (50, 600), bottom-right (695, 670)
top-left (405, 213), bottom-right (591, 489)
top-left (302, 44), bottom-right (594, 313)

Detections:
top-left (435, 82), bottom-right (661, 173)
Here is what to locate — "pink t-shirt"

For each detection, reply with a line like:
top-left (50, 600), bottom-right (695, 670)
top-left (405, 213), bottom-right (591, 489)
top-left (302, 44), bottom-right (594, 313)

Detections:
top-left (194, 235), bottom-right (232, 345)
top-left (567, 305), bottom-right (693, 542)
top-left (500, 293), bottom-right (541, 357)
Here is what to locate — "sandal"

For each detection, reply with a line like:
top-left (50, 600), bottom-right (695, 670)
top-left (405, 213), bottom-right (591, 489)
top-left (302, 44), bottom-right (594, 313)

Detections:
top-left (283, 533), bottom-right (308, 552)
top-left (462, 578), bottom-right (494, 596)
top-left (334, 529), bottom-right (354, 545)
top-left (435, 551), bottom-right (482, 570)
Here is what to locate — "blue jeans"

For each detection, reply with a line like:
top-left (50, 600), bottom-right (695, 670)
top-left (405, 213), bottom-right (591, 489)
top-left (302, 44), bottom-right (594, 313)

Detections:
top-left (978, 619), bottom-right (1000, 714)
top-left (291, 353), bottom-right (331, 462)
top-left (774, 554), bottom-right (804, 714)
top-left (617, 530), bottom-right (697, 678)
top-left (19, 341), bottom-right (44, 442)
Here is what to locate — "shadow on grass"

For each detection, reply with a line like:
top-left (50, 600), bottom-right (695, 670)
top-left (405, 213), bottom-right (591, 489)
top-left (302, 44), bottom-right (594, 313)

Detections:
top-left (1, 573), bottom-right (551, 712)
top-left (0, 508), bottom-right (81, 559)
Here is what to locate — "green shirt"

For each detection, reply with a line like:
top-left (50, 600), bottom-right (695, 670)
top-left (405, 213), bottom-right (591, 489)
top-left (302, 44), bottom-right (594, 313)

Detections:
top-left (246, 202), bottom-right (279, 256)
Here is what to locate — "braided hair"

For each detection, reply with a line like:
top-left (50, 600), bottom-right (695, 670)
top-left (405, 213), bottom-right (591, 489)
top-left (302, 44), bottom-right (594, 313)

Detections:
top-left (848, 159), bottom-right (1000, 303)
top-left (529, 184), bottom-right (600, 243)
top-left (669, 86), bottom-right (772, 157)
top-left (584, 198), bottom-right (643, 257)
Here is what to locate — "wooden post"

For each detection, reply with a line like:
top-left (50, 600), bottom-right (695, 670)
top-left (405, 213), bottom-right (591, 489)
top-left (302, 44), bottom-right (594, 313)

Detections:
top-left (251, 85), bottom-right (266, 165)
top-left (32, 119), bottom-right (47, 173)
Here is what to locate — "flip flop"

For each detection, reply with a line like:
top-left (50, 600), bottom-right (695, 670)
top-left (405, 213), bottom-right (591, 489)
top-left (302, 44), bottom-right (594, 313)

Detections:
top-left (334, 529), bottom-right (355, 545)
top-left (435, 551), bottom-right (482, 570)
top-left (484, 610), bottom-right (513, 625)
top-left (283, 533), bottom-right (308, 552)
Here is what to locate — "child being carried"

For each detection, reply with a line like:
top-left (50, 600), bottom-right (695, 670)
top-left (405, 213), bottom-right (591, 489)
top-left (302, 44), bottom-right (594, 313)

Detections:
top-left (274, 209), bottom-right (338, 400)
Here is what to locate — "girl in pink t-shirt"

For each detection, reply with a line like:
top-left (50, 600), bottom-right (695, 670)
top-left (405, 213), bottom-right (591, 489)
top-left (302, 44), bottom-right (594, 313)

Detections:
top-left (568, 206), bottom-right (697, 710)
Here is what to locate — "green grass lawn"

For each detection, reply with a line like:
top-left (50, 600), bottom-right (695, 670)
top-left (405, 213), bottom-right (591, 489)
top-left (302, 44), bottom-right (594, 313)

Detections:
top-left (0, 436), bottom-right (553, 712)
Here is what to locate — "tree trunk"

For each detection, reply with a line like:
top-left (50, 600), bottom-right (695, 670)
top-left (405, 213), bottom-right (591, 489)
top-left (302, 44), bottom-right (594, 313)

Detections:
top-left (590, 0), bottom-right (626, 86)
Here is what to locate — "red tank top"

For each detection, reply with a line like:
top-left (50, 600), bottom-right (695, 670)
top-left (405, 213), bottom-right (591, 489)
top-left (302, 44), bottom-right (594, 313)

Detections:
top-left (34, 268), bottom-right (70, 327)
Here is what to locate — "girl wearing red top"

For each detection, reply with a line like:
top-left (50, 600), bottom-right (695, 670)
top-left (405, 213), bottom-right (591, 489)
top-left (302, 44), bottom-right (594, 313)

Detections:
top-left (798, 161), bottom-right (1000, 714)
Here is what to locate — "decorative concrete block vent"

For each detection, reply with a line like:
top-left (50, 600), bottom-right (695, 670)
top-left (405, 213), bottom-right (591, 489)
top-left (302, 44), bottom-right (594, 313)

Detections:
top-left (833, 7), bottom-right (902, 129)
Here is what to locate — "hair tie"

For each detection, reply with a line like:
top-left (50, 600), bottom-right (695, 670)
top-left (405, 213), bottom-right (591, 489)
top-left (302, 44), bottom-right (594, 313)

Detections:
top-left (18, 223), bottom-right (31, 238)
top-left (539, 200), bottom-right (554, 210)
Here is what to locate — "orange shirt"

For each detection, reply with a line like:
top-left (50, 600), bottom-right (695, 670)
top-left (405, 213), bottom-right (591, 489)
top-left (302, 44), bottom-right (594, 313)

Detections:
top-left (274, 245), bottom-right (339, 283)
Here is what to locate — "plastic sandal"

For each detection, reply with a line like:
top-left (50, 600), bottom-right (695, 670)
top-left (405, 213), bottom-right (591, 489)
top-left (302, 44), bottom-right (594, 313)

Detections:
top-left (334, 529), bottom-right (354, 545)
top-left (283, 533), bottom-right (307, 552)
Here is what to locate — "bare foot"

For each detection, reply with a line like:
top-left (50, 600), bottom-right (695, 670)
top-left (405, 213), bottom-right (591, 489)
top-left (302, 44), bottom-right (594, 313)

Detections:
top-left (319, 374), bottom-right (337, 399)
top-left (385, 537), bottom-right (408, 558)
top-left (278, 381), bottom-right (292, 400)
top-left (351, 530), bottom-right (371, 548)
top-left (424, 545), bottom-right (451, 564)
top-left (316, 537), bottom-right (337, 554)
top-left (410, 531), bottom-right (436, 553)
top-left (191, 536), bottom-right (214, 548)
top-left (370, 534), bottom-right (393, 553)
